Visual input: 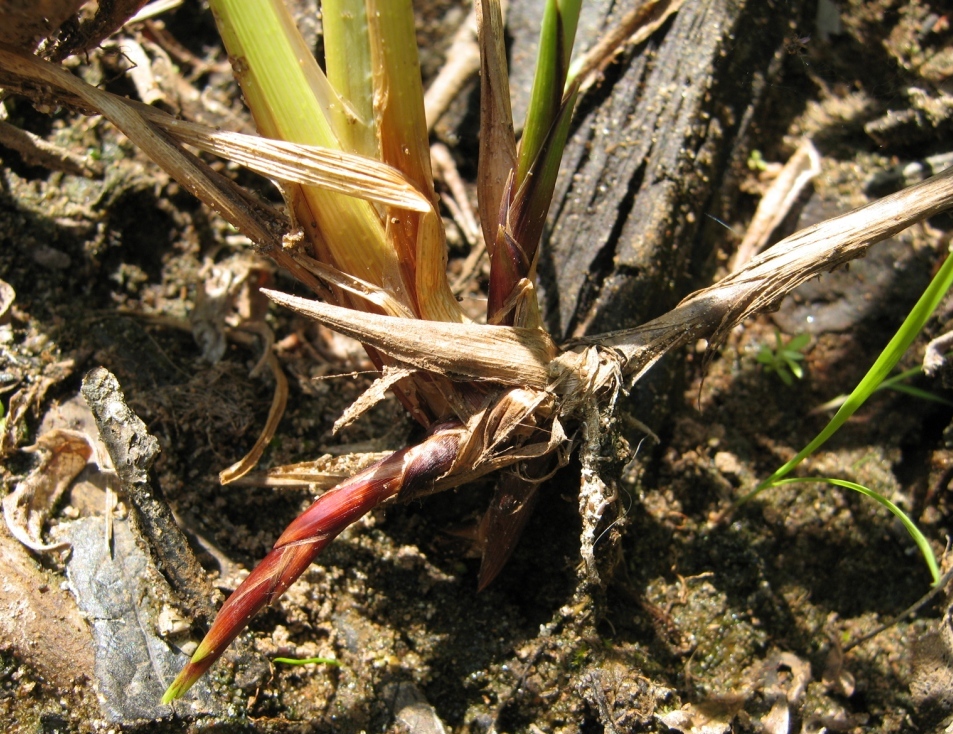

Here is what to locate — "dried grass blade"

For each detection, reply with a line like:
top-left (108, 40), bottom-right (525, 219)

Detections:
top-left (261, 289), bottom-right (558, 389)
top-left (594, 165), bottom-right (953, 379)
top-left (0, 49), bottom-right (275, 248)
top-left (333, 366), bottom-right (417, 434)
top-left (227, 452), bottom-right (391, 489)
top-left (292, 253), bottom-right (416, 318)
top-left (568, 0), bottom-right (687, 92)
top-left (219, 350), bottom-right (288, 484)
top-left (0, 48), bottom-right (331, 297)
top-left (151, 116), bottom-right (430, 212)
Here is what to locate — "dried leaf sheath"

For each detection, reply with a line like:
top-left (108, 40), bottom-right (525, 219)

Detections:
top-left (162, 424), bottom-right (463, 702)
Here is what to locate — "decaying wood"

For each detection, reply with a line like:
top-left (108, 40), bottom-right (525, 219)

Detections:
top-left (81, 367), bottom-right (217, 626)
top-left (527, 0), bottom-right (804, 339)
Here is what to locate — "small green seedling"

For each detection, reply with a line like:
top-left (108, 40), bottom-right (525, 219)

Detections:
top-left (756, 330), bottom-right (810, 385)
top-left (814, 363), bottom-right (953, 412)
top-left (747, 149), bottom-right (769, 172)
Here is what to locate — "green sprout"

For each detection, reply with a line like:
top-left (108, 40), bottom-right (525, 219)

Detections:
top-left (744, 247), bottom-right (953, 587)
top-left (747, 149), bottom-right (768, 172)
top-left (756, 330), bottom-right (810, 386)
top-left (815, 363), bottom-right (953, 412)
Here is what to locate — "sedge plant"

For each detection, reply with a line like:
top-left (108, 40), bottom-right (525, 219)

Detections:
top-left (161, 0), bottom-right (591, 701)
top-left (3, 0), bottom-right (953, 707)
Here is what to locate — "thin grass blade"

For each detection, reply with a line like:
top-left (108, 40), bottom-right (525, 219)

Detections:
top-left (771, 477), bottom-right (940, 585)
top-left (755, 248), bottom-right (953, 491)
top-left (516, 0), bottom-right (580, 185)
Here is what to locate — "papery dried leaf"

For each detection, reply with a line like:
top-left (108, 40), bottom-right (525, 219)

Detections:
top-left (262, 289), bottom-right (558, 389)
top-left (219, 350), bottom-right (288, 485)
top-left (592, 165), bottom-right (953, 381)
top-left (293, 252), bottom-right (416, 318)
top-left (334, 366), bottom-right (417, 434)
top-left (228, 451), bottom-right (391, 489)
top-left (152, 115), bottom-right (431, 213)
top-left (2, 428), bottom-right (92, 552)
top-left (414, 208), bottom-right (467, 323)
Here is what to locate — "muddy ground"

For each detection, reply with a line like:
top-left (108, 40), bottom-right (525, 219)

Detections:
top-left (1, 0), bottom-right (953, 732)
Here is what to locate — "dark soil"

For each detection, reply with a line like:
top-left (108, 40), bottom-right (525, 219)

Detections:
top-left (1, 1), bottom-right (952, 733)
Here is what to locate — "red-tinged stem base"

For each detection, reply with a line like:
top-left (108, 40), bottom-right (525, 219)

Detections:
top-left (163, 424), bottom-right (462, 703)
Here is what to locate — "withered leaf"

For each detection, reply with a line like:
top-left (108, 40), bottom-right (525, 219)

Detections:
top-left (2, 428), bottom-right (92, 552)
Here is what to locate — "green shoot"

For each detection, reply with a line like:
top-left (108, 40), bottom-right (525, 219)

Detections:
top-left (756, 330), bottom-right (810, 386)
top-left (744, 248), bottom-right (953, 587)
top-left (814, 364), bottom-right (953, 412)
top-left (771, 477), bottom-right (940, 586)
top-left (758, 249), bottom-right (953, 489)
top-left (747, 149), bottom-right (769, 172)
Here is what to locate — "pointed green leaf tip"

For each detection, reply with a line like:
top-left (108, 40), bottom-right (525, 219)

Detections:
top-left (161, 655), bottom-right (209, 703)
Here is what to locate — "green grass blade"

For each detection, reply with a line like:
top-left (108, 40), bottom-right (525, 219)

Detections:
top-left (884, 382), bottom-right (953, 406)
top-left (756, 248), bottom-right (953, 490)
top-left (771, 477), bottom-right (940, 585)
top-left (517, 0), bottom-right (581, 185)
top-left (322, 0), bottom-right (377, 157)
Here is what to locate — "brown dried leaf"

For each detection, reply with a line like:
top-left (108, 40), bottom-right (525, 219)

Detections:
top-left (154, 115), bottom-right (431, 213)
top-left (218, 351), bottom-right (288, 485)
top-left (262, 289), bottom-right (558, 389)
top-left (334, 366), bottom-right (416, 435)
top-left (595, 164), bottom-right (953, 380)
top-left (227, 451), bottom-right (391, 489)
top-left (2, 428), bottom-right (92, 552)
